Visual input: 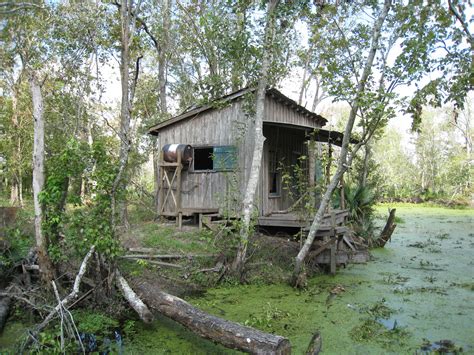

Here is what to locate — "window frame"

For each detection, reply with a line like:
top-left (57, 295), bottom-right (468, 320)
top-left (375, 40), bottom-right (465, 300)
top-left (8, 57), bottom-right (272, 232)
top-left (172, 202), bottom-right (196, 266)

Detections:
top-left (190, 145), bottom-right (237, 173)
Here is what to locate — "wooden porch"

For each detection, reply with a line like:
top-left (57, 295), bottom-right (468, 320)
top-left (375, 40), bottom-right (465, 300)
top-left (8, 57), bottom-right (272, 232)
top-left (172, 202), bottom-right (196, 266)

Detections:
top-left (258, 209), bottom-right (349, 230)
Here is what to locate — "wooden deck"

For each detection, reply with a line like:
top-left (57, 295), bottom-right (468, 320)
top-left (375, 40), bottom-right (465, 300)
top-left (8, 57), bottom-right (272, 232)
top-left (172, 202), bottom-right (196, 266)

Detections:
top-left (258, 209), bottom-right (349, 229)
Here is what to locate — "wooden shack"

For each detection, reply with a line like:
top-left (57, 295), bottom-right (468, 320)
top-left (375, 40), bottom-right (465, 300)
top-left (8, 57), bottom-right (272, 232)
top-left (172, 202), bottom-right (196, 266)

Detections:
top-left (148, 87), bottom-right (346, 228)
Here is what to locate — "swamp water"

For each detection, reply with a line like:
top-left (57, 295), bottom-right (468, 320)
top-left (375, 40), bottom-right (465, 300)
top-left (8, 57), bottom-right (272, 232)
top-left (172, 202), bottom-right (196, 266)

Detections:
top-left (1, 205), bottom-right (473, 354)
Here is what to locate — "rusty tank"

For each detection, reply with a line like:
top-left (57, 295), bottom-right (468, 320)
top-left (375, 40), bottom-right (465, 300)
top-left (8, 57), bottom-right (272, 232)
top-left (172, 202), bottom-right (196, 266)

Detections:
top-left (162, 144), bottom-right (193, 165)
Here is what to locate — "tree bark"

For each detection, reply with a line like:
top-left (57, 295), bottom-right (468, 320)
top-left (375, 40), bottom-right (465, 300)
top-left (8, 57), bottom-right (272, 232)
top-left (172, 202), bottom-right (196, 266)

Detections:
top-left (376, 208), bottom-right (397, 247)
top-left (154, 0), bottom-right (170, 211)
top-left (232, 0), bottom-right (280, 277)
top-left (360, 143), bottom-right (371, 187)
top-left (134, 281), bottom-right (291, 354)
top-left (116, 270), bottom-right (153, 323)
top-left (10, 86), bottom-right (22, 206)
top-left (298, 46), bottom-right (313, 106)
top-left (291, 0), bottom-right (392, 287)
top-left (111, 0), bottom-right (133, 228)
top-left (30, 73), bottom-right (55, 284)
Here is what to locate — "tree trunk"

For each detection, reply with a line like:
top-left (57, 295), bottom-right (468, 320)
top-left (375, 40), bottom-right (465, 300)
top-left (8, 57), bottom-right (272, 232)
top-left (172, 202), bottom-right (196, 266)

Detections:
top-left (10, 88), bottom-right (21, 206)
top-left (30, 73), bottom-right (55, 284)
top-left (292, 0), bottom-right (392, 287)
top-left (10, 182), bottom-right (19, 206)
top-left (376, 208), bottom-right (397, 247)
top-left (158, 0), bottom-right (169, 116)
top-left (298, 46), bottom-right (313, 106)
top-left (360, 143), bottom-right (371, 187)
top-left (152, 0), bottom-right (170, 212)
top-left (111, 0), bottom-right (133, 228)
top-left (133, 281), bottom-right (291, 354)
top-left (232, 0), bottom-right (280, 276)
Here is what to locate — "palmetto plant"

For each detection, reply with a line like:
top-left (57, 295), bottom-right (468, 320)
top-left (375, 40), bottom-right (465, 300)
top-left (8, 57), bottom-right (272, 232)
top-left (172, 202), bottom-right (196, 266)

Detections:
top-left (334, 184), bottom-right (376, 238)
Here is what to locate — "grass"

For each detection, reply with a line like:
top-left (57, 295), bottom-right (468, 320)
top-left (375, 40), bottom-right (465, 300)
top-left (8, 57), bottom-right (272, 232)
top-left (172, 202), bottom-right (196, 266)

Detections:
top-left (131, 223), bottom-right (218, 254)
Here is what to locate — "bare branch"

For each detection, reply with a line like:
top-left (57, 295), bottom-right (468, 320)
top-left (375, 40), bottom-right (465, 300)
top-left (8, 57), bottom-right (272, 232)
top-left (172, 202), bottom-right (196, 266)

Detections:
top-left (129, 55), bottom-right (143, 105)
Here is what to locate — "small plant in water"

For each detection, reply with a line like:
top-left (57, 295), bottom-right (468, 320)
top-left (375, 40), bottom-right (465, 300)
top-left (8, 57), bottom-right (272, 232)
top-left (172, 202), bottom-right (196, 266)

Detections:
top-left (244, 302), bottom-right (290, 331)
top-left (434, 232), bottom-right (449, 240)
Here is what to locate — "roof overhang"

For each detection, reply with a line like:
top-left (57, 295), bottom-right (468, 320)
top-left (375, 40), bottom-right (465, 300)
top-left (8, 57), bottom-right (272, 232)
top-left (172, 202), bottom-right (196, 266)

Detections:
top-left (148, 87), bottom-right (327, 136)
top-left (263, 122), bottom-right (359, 147)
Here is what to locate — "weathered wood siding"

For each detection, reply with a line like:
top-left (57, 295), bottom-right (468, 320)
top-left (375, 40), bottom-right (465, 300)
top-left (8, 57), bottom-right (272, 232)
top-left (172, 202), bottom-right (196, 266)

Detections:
top-left (157, 95), bottom-right (322, 216)
top-left (264, 96), bottom-right (321, 129)
top-left (158, 99), bottom-right (254, 215)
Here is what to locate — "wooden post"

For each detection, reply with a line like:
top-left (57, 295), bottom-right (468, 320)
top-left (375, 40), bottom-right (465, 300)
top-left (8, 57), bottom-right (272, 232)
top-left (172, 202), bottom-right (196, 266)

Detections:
top-left (308, 140), bottom-right (316, 211)
top-left (325, 142), bottom-right (332, 187)
top-left (176, 151), bottom-right (182, 230)
top-left (158, 151), bottom-right (164, 216)
top-left (176, 151), bottom-right (182, 214)
top-left (330, 211), bottom-right (336, 275)
top-left (340, 174), bottom-right (345, 210)
top-left (330, 238), bottom-right (336, 275)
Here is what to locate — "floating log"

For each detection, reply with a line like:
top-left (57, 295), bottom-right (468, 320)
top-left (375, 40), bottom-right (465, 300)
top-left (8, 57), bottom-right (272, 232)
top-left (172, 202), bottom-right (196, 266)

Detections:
top-left (134, 281), bottom-right (291, 354)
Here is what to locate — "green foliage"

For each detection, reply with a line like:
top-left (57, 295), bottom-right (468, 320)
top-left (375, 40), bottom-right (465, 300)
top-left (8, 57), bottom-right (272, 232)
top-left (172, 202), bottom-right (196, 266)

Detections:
top-left (374, 110), bottom-right (472, 204)
top-left (61, 138), bottom-right (121, 259)
top-left (72, 310), bottom-right (119, 336)
top-left (40, 139), bottom-right (88, 243)
top-left (334, 183), bottom-right (377, 238)
top-left (0, 226), bottom-right (33, 272)
top-left (244, 302), bottom-right (291, 332)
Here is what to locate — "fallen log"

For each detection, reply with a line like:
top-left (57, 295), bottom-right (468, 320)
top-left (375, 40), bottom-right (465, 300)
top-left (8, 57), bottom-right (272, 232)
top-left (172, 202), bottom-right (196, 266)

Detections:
top-left (134, 281), bottom-right (291, 354)
top-left (122, 253), bottom-right (216, 259)
top-left (120, 257), bottom-right (184, 269)
top-left (116, 270), bottom-right (153, 323)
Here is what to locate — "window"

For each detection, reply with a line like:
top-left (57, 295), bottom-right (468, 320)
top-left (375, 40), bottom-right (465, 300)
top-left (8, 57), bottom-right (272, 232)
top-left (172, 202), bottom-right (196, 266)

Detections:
top-left (269, 149), bottom-right (280, 196)
top-left (193, 146), bottom-right (237, 172)
top-left (194, 147), bottom-right (213, 170)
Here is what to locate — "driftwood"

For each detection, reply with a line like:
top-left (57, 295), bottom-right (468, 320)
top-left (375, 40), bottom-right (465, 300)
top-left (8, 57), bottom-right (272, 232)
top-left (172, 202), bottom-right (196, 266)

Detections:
top-left (116, 270), bottom-right (153, 323)
top-left (134, 281), bottom-right (291, 354)
top-left (376, 208), bottom-right (397, 247)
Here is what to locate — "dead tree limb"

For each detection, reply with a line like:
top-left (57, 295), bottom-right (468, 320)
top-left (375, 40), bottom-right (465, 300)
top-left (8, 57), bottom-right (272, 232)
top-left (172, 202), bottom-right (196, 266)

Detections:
top-left (116, 270), bottom-right (153, 323)
top-left (23, 245), bottom-right (95, 348)
top-left (134, 281), bottom-right (291, 354)
top-left (376, 208), bottom-right (397, 247)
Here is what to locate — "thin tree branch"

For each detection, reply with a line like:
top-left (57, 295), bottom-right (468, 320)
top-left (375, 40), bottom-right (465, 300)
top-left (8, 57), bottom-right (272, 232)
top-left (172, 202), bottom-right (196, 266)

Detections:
top-left (448, 0), bottom-right (474, 46)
